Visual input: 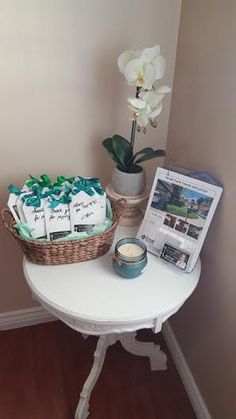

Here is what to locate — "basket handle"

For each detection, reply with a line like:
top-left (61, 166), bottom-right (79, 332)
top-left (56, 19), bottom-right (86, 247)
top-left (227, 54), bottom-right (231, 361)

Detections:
top-left (114, 198), bottom-right (127, 222)
top-left (1, 208), bottom-right (19, 238)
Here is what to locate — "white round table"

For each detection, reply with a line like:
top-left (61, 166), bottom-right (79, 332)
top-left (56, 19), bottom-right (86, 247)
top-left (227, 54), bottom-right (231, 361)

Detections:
top-left (23, 226), bottom-right (201, 419)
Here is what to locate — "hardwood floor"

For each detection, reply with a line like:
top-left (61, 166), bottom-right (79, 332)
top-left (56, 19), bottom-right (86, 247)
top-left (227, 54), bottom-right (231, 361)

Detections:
top-left (0, 321), bottom-right (196, 419)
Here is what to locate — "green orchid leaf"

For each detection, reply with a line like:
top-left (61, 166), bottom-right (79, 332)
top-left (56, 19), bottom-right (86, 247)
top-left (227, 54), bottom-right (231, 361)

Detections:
top-left (127, 147), bottom-right (153, 170)
top-left (129, 164), bottom-right (143, 173)
top-left (134, 148), bottom-right (165, 164)
top-left (132, 147), bottom-right (154, 161)
top-left (112, 135), bottom-right (133, 170)
top-left (102, 138), bottom-right (124, 168)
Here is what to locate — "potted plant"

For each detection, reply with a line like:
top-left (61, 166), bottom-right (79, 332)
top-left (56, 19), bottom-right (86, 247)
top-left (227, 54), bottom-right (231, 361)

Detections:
top-left (102, 45), bottom-right (171, 196)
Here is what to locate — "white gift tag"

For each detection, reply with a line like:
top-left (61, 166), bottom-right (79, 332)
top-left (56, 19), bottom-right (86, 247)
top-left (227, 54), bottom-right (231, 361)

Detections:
top-left (8, 184), bottom-right (31, 223)
top-left (70, 190), bottom-right (106, 233)
top-left (7, 194), bottom-right (21, 222)
top-left (44, 200), bottom-right (71, 241)
top-left (16, 194), bottom-right (29, 223)
top-left (22, 199), bottom-right (47, 239)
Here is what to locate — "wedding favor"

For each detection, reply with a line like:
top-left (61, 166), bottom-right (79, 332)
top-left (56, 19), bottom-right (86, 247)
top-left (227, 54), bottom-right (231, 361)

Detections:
top-left (7, 184), bottom-right (30, 223)
top-left (7, 193), bottom-right (21, 222)
top-left (22, 197), bottom-right (47, 240)
top-left (70, 190), bottom-right (106, 233)
top-left (7, 174), bottom-right (107, 242)
top-left (44, 198), bottom-right (71, 240)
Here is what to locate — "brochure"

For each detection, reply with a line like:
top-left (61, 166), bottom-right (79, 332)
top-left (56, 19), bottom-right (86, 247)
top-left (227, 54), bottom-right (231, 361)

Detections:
top-left (137, 167), bottom-right (223, 272)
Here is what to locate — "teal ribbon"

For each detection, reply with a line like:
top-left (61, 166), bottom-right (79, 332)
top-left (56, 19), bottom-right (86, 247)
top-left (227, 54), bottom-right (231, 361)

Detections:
top-left (49, 178), bottom-right (104, 208)
top-left (72, 177), bottom-right (105, 197)
top-left (8, 184), bottom-right (22, 195)
top-left (22, 186), bottom-right (48, 208)
top-left (8, 176), bottom-right (105, 208)
top-left (26, 174), bottom-right (75, 188)
top-left (26, 174), bottom-right (53, 188)
top-left (48, 184), bottom-right (73, 208)
top-left (54, 175), bottom-right (75, 186)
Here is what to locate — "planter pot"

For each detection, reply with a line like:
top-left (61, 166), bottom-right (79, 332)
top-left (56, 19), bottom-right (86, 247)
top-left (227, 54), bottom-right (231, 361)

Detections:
top-left (111, 167), bottom-right (146, 196)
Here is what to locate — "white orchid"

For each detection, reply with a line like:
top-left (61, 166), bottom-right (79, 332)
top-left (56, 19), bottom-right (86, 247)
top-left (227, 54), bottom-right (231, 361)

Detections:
top-left (127, 97), bottom-right (149, 127)
top-left (103, 45), bottom-right (169, 173)
top-left (141, 45), bottom-right (166, 80)
top-left (117, 45), bottom-right (166, 88)
top-left (117, 49), bottom-right (141, 74)
top-left (124, 58), bottom-right (157, 89)
top-left (127, 85), bottom-right (171, 127)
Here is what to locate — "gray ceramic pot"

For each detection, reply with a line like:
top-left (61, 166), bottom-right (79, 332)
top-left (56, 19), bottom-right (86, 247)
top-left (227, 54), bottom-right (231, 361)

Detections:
top-left (111, 167), bottom-right (146, 196)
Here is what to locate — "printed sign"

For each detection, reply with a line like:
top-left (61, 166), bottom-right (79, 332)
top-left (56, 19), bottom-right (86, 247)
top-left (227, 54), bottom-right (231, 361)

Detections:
top-left (137, 167), bottom-right (223, 272)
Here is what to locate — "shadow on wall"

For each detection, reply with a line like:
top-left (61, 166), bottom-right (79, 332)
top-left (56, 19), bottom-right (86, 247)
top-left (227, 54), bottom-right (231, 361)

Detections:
top-left (0, 190), bottom-right (36, 312)
top-left (89, 46), bottom-right (133, 185)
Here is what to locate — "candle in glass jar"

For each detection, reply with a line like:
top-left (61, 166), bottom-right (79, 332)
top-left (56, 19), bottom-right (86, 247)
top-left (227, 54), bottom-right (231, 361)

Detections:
top-left (113, 237), bottom-right (148, 279)
top-left (118, 243), bottom-right (144, 258)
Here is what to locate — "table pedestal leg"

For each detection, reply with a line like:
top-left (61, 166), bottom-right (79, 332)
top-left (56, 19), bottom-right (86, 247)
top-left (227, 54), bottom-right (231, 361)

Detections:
top-left (119, 332), bottom-right (167, 371)
top-left (75, 334), bottom-right (117, 419)
top-left (75, 331), bottom-right (167, 418)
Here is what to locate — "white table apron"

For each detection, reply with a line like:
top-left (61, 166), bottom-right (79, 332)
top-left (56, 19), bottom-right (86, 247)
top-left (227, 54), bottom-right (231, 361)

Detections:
top-left (23, 226), bottom-right (201, 419)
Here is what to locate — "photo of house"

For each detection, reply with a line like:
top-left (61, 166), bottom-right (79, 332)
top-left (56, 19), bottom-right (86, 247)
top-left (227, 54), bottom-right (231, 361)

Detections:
top-left (175, 219), bottom-right (189, 234)
top-left (164, 213), bottom-right (177, 228)
top-left (151, 179), bottom-right (213, 228)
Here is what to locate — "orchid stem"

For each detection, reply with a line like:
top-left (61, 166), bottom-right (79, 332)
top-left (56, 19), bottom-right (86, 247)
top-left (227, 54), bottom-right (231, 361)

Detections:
top-left (130, 120), bottom-right (137, 148)
top-left (130, 86), bottom-right (141, 148)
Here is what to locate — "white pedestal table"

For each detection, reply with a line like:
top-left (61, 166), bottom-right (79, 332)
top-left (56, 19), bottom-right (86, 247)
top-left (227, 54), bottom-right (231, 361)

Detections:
top-left (23, 226), bottom-right (201, 419)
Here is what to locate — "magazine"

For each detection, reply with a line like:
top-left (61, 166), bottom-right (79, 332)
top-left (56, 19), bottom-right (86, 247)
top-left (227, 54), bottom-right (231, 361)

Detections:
top-left (137, 167), bottom-right (223, 273)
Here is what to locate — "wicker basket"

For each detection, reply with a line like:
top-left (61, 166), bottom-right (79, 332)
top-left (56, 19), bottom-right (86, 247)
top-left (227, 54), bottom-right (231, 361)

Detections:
top-left (1, 199), bottom-right (126, 265)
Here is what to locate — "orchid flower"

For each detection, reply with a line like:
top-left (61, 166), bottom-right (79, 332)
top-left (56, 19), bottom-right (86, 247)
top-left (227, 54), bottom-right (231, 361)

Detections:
top-left (128, 86), bottom-right (171, 127)
top-left (117, 49), bottom-right (141, 74)
top-left (141, 45), bottom-right (166, 80)
top-left (117, 45), bottom-right (166, 88)
top-left (124, 58), bottom-right (157, 89)
top-left (102, 45), bottom-right (170, 173)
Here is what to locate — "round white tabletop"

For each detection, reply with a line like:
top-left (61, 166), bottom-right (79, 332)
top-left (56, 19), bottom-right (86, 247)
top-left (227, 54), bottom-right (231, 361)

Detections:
top-left (23, 226), bottom-right (201, 336)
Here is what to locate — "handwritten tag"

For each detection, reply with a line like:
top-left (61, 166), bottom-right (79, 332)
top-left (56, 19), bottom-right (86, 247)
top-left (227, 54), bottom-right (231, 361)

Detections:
top-left (44, 201), bottom-right (71, 241)
top-left (70, 191), bottom-right (106, 233)
top-left (22, 200), bottom-right (47, 239)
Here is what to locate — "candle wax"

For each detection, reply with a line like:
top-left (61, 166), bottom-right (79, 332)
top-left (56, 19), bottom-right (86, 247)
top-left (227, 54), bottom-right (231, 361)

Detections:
top-left (118, 243), bottom-right (144, 257)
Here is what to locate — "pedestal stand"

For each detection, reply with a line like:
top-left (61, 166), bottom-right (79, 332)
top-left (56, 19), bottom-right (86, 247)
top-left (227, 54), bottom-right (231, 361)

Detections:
top-left (106, 184), bottom-right (149, 226)
top-left (75, 332), bottom-right (167, 419)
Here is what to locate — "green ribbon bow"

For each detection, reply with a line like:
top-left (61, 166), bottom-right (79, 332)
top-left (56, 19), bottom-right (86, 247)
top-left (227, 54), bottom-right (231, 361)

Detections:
top-left (26, 174), bottom-right (53, 188)
top-left (49, 194), bottom-right (72, 209)
top-left (8, 184), bottom-right (22, 195)
top-left (8, 176), bottom-right (105, 209)
top-left (26, 174), bottom-right (75, 189)
top-left (54, 175), bottom-right (75, 186)
top-left (22, 186), bottom-right (51, 208)
top-left (72, 177), bottom-right (105, 197)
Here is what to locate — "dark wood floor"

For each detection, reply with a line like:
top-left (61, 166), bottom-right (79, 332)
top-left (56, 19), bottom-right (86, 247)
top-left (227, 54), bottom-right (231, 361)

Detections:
top-left (0, 321), bottom-right (196, 419)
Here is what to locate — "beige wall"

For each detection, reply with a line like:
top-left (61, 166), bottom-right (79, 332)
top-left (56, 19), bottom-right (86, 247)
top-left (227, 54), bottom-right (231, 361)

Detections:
top-left (167, 1), bottom-right (236, 418)
top-left (0, 1), bottom-right (181, 311)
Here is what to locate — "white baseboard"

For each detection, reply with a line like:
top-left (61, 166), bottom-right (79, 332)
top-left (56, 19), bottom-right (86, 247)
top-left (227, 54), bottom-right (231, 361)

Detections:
top-left (163, 321), bottom-right (211, 419)
top-left (0, 308), bottom-right (211, 419)
top-left (0, 306), bottom-right (55, 331)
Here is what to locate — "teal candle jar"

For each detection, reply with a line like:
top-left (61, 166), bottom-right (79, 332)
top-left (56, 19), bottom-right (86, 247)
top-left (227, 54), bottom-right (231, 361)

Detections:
top-left (113, 237), bottom-right (147, 279)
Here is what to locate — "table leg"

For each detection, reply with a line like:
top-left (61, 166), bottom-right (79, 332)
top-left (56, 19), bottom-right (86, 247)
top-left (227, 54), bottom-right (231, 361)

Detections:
top-left (119, 332), bottom-right (167, 371)
top-left (75, 334), bottom-right (117, 419)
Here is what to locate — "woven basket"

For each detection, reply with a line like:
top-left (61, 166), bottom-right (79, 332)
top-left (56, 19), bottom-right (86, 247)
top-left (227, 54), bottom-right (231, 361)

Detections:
top-left (1, 199), bottom-right (126, 265)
